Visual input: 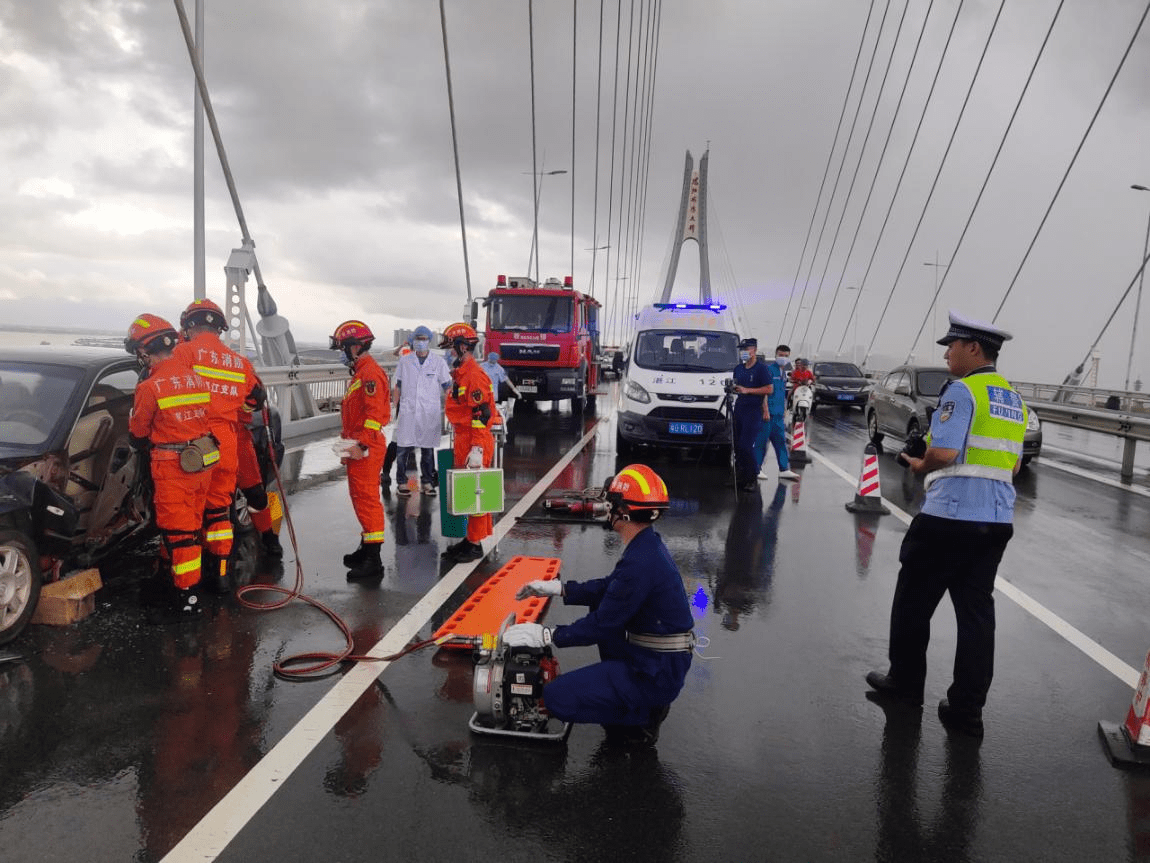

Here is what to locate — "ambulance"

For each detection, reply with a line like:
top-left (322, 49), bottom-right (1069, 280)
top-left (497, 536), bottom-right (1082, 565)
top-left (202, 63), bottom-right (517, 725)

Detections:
top-left (616, 302), bottom-right (740, 453)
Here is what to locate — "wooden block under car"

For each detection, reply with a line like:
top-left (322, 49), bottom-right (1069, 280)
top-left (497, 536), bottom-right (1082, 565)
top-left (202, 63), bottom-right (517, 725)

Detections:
top-left (30, 568), bottom-right (103, 626)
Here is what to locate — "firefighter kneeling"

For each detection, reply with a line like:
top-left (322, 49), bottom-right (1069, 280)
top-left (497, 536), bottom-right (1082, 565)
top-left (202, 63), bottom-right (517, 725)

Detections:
top-left (509, 465), bottom-right (694, 745)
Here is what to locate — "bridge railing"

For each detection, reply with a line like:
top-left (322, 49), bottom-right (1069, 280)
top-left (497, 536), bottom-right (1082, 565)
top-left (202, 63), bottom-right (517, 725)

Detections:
top-left (258, 356), bottom-right (401, 441)
top-left (1013, 380), bottom-right (1150, 482)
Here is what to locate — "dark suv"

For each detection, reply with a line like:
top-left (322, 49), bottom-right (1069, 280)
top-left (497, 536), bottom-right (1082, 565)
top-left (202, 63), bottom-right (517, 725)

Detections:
top-left (811, 361), bottom-right (870, 410)
top-left (866, 363), bottom-right (1042, 464)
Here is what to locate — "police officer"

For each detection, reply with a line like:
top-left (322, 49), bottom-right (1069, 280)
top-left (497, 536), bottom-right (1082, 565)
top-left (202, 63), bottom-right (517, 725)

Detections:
top-left (126, 314), bottom-right (216, 619)
top-left (867, 312), bottom-right (1026, 738)
top-left (439, 322), bottom-right (501, 563)
top-left (509, 464), bottom-right (694, 745)
top-left (174, 299), bottom-right (266, 591)
top-left (330, 320), bottom-right (391, 579)
top-left (730, 337), bottom-right (772, 491)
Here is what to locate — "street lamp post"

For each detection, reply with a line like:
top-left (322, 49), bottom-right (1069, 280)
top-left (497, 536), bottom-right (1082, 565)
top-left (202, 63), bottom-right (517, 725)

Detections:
top-left (1127, 184), bottom-right (1150, 392)
top-left (525, 168), bottom-right (567, 284)
top-left (923, 253), bottom-right (951, 353)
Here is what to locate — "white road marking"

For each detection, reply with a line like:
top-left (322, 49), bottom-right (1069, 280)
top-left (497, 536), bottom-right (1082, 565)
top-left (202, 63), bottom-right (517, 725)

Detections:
top-left (162, 419), bottom-right (606, 863)
top-left (809, 446), bottom-right (1140, 689)
top-left (1040, 455), bottom-right (1150, 499)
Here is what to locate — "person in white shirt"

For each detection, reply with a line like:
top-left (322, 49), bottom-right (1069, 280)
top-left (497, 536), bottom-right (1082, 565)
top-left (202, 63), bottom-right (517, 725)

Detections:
top-left (392, 326), bottom-right (452, 495)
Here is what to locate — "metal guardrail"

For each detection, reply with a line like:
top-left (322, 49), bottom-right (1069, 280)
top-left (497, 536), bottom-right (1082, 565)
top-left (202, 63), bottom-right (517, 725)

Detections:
top-left (258, 356), bottom-right (401, 442)
top-left (1013, 381), bottom-right (1150, 482)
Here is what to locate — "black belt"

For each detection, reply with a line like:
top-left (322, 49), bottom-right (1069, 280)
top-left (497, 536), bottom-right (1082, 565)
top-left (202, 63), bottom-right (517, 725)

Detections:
top-left (625, 631), bottom-right (696, 652)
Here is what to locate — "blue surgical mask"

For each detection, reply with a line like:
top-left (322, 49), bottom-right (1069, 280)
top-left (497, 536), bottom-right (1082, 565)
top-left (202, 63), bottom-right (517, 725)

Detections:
top-left (776, 356), bottom-right (789, 365)
top-left (739, 350), bottom-right (750, 363)
top-left (414, 338), bottom-right (429, 355)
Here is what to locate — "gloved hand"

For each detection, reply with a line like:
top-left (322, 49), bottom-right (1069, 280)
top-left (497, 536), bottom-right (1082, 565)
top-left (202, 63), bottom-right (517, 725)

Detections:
top-left (466, 445), bottom-right (484, 468)
top-left (515, 579), bottom-right (562, 600)
top-left (502, 622), bottom-right (551, 649)
top-left (333, 438), bottom-right (366, 460)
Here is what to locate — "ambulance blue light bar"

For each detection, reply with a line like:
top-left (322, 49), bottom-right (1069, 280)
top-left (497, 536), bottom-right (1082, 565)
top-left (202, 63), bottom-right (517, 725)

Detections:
top-left (653, 302), bottom-right (727, 312)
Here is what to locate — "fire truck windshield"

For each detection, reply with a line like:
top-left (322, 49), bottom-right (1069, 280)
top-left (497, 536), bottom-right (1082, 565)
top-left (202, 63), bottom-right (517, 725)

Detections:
top-left (633, 330), bottom-right (738, 372)
top-left (489, 295), bottom-right (574, 333)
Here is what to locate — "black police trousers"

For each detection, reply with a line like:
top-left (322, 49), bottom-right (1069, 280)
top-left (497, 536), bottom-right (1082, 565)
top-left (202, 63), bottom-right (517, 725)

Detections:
top-left (887, 513), bottom-right (1013, 712)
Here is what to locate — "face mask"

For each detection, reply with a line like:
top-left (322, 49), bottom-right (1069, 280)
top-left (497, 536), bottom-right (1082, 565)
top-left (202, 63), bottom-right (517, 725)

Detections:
top-left (414, 338), bottom-right (429, 355)
top-left (739, 351), bottom-right (750, 363)
top-left (776, 356), bottom-right (789, 365)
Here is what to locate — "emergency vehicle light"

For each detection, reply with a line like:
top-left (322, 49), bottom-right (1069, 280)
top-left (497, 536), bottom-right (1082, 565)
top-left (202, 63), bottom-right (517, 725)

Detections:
top-left (497, 274), bottom-right (507, 286)
top-left (563, 276), bottom-right (573, 288)
top-left (653, 302), bottom-right (728, 313)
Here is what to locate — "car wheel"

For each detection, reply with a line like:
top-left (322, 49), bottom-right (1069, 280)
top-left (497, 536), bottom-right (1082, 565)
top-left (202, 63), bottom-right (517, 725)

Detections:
top-left (867, 410), bottom-right (884, 447)
top-left (0, 529), bottom-right (42, 646)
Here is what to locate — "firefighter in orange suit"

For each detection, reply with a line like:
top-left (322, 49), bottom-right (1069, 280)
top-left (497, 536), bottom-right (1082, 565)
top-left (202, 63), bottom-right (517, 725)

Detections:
top-left (126, 314), bottom-right (217, 619)
top-left (331, 320), bottom-right (391, 579)
top-left (439, 322), bottom-right (501, 564)
top-left (174, 299), bottom-right (264, 593)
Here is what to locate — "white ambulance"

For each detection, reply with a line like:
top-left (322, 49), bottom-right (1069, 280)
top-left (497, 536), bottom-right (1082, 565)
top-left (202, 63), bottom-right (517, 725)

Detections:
top-left (616, 302), bottom-right (740, 454)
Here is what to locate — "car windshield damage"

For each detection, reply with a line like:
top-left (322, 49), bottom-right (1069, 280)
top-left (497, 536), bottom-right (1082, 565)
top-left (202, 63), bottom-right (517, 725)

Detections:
top-left (0, 362), bottom-right (83, 447)
top-left (489, 295), bottom-right (574, 333)
top-left (814, 362), bottom-right (864, 378)
top-left (633, 330), bottom-right (738, 372)
top-left (916, 370), bottom-right (951, 398)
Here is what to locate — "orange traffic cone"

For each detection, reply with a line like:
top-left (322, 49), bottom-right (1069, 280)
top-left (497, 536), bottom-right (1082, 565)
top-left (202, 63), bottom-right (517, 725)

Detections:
top-left (789, 419), bottom-right (811, 466)
top-left (1099, 650), bottom-right (1150, 768)
top-left (845, 442), bottom-right (890, 515)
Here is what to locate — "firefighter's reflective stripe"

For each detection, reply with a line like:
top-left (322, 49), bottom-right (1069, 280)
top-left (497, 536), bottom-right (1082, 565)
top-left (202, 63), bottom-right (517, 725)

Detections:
top-left (193, 365), bottom-right (247, 384)
top-left (617, 467), bottom-right (653, 495)
top-left (202, 448), bottom-right (220, 466)
top-left (362, 530), bottom-right (385, 543)
top-left (364, 418), bottom-right (382, 431)
top-left (157, 392), bottom-right (211, 410)
top-left (347, 379), bottom-right (362, 395)
top-left (471, 419), bottom-right (486, 428)
top-left (172, 556), bottom-right (202, 577)
top-left (205, 527), bottom-right (233, 543)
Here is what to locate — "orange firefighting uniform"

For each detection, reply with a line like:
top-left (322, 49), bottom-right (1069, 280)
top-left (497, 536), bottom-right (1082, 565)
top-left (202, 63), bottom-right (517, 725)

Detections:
top-left (342, 352), bottom-right (391, 545)
top-left (173, 332), bottom-right (262, 561)
top-left (446, 354), bottom-right (501, 544)
top-left (236, 423), bottom-right (274, 535)
top-left (129, 355), bottom-right (215, 589)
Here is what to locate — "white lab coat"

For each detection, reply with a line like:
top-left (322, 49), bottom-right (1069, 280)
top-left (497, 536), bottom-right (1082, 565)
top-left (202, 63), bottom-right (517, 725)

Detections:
top-left (393, 351), bottom-right (452, 448)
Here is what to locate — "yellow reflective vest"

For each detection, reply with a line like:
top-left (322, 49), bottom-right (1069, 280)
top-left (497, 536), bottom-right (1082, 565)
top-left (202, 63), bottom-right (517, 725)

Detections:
top-left (925, 372), bottom-right (1027, 489)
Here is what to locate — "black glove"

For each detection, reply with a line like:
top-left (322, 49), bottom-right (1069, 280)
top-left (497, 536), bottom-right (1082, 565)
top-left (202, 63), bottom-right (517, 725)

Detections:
top-left (472, 402), bottom-right (492, 425)
top-left (129, 434), bottom-right (151, 452)
top-left (244, 383), bottom-right (266, 413)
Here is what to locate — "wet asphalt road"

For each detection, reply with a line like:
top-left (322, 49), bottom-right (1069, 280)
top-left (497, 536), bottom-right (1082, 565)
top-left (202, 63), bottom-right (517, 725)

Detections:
top-left (3, 389), bottom-right (1150, 862)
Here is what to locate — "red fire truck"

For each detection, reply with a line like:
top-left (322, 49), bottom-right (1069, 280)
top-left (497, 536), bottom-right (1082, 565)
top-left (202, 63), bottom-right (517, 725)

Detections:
top-left (482, 275), bottom-right (601, 411)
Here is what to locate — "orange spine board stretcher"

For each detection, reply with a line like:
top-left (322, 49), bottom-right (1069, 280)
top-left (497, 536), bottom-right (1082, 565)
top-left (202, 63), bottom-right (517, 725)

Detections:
top-left (434, 555), bottom-right (561, 648)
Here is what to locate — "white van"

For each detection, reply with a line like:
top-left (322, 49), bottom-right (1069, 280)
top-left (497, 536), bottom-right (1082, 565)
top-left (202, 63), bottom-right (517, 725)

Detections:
top-left (616, 303), bottom-right (740, 453)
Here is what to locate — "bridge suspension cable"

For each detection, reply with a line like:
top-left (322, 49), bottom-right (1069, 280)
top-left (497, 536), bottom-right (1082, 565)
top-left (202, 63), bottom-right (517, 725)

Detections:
top-left (788, 0), bottom-right (892, 345)
top-left (778, 0), bottom-right (878, 346)
top-left (863, 0), bottom-right (1006, 364)
top-left (902, 0), bottom-right (1067, 360)
top-left (438, 0), bottom-right (472, 304)
top-left (991, 0), bottom-right (1150, 324)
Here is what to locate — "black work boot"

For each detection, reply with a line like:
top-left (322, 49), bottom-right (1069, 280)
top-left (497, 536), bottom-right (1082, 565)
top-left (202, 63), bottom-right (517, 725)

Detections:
top-left (262, 530), bottom-right (284, 559)
top-left (202, 553), bottom-right (231, 595)
top-left (346, 542), bottom-right (384, 580)
top-left (343, 542), bottom-right (369, 568)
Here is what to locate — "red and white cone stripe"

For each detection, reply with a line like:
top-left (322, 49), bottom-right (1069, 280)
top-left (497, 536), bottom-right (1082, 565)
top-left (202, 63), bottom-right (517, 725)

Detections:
top-left (1125, 651), bottom-right (1150, 746)
top-left (857, 451), bottom-right (881, 498)
top-left (790, 421), bottom-right (807, 453)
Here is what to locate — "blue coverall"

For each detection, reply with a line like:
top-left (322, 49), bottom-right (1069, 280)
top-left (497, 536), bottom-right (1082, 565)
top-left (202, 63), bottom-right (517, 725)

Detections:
top-left (754, 361), bottom-right (790, 472)
top-left (732, 359), bottom-right (771, 486)
top-left (545, 527), bottom-right (694, 726)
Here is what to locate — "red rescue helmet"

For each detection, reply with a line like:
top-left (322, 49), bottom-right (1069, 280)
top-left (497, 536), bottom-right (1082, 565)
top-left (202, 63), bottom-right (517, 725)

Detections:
top-left (330, 320), bottom-right (375, 351)
top-left (124, 313), bottom-right (179, 356)
top-left (180, 298), bottom-right (228, 332)
top-left (438, 321), bottom-right (479, 350)
top-left (606, 464), bottom-right (669, 522)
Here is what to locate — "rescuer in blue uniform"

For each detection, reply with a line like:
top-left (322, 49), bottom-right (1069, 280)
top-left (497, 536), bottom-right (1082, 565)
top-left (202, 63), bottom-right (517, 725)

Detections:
top-left (509, 464), bottom-right (694, 745)
top-left (866, 311), bottom-right (1026, 739)
top-left (731, 338), bottom-right (773, 492)
top-left (754, 344), bottom-right (800, 482)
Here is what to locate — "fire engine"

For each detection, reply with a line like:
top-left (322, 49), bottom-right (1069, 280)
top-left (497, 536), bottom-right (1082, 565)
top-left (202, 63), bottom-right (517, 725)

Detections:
top-left (482, 275), bottom-right (601, 410)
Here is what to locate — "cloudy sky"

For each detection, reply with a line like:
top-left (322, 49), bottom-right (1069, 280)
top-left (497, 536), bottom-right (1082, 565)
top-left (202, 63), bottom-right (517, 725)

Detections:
top-left (2, 0), bottom-right (1150, 386)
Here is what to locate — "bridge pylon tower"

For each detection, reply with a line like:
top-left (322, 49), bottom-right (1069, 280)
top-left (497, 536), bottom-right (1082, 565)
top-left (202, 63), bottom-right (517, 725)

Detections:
top-left (658, 149), bottom-right (712, 304)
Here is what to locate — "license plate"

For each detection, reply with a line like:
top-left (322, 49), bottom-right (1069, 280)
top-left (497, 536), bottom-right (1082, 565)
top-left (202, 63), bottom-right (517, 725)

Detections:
top-left (669, 421), bottom-right (704, 435)
top-left (837, 393), bottom-right (854, 401)
top-left (519, 382), bottom-right (538, 394)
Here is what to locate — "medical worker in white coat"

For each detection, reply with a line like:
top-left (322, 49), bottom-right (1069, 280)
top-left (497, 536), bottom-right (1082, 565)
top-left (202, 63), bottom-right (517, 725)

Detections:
top-left (392, 325), bottom-right (452, 495)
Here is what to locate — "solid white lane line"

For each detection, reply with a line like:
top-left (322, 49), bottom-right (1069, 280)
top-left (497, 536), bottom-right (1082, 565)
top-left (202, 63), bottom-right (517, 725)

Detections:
top-left (163, 419), bottom-right (606, 863)
top-left (1040, 456), bottom-right (1150, 499)
top-left (809, 446), bottom-right (1140, 689)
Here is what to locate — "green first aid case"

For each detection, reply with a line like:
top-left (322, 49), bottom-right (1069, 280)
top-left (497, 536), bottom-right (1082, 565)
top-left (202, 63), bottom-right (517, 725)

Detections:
top-left (438, 448), bottom-right (468, 538)
top-left (448, 468), bottom-right (505, 516)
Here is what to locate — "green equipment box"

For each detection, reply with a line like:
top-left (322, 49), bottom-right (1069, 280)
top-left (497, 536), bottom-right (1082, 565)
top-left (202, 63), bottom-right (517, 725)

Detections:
top-left (448, 468), bottom-right (505, 516)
